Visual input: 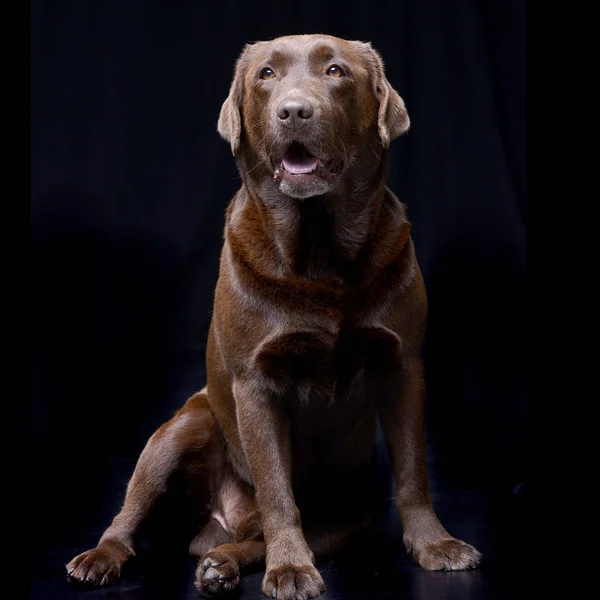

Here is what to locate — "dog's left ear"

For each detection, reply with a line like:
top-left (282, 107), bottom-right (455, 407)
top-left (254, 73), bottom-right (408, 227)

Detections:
top-left (218, 45), bottom-right (252, 156)
top-left (354, 42), bottom-right (410, 148)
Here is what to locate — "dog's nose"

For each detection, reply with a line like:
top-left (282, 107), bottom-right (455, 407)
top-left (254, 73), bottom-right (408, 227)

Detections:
top-left (277, 98), bottom-right (314, 129)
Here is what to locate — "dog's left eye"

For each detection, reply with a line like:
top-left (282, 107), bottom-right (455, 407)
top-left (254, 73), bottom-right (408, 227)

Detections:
top-left (260, 67), bottom-right (276, 80)
top-left (327, 64), bottom-right (345, 78)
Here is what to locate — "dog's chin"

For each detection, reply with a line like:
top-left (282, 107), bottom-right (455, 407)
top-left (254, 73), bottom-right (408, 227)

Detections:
top-left (272, 141), bottom-right (341, 199)
top-left (278, 175), bottom-right (333, 199)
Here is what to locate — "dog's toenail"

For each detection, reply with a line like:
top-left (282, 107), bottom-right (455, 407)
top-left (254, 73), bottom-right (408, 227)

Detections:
top-left (206, 583), bottom-right (220, 595)
top-left (204, 567), bottom-right (219, 581)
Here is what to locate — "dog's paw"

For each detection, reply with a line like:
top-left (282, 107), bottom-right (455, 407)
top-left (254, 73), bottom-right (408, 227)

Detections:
top-left (65, 542), bottom-right (130, 586)
top-left (262, 564), bottom-right (325, 600)
top-left (411, 537), bottom-right (482, 571)
top-left (195, 551), bottom-right (240, 597)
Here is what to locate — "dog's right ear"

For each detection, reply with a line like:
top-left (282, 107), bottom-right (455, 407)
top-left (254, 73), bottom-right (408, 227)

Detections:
top-left (218, 45), bottom-right (252, 156)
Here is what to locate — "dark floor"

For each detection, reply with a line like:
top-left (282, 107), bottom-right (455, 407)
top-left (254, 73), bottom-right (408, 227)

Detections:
top-left (30, 437), bottom-right (528, 600)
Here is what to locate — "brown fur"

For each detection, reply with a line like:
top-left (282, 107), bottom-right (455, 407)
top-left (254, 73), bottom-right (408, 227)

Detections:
top-left (66, 34), bottom-right (481, 599)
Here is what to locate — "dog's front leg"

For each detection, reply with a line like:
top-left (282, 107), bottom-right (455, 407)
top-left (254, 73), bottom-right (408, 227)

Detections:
top-left (378, 357), bottom-right (482, 571)
top-left (234, 380), bottom-right (326, 600)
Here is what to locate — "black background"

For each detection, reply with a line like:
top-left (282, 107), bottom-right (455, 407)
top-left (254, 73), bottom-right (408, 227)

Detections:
top-left (30, 1), bottom-right (526, 598)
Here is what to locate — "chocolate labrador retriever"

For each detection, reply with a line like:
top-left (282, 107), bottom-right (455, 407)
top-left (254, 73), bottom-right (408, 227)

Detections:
top-left (66, 34), bottom-right (481, 599)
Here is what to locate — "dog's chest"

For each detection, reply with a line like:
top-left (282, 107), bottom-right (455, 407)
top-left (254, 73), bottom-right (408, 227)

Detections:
top-left (255, 324), bottom-right (402, 403)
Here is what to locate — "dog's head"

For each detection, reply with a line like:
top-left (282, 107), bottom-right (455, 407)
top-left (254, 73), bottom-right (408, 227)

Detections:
top-left (218, 34), bottom-right (410, 199)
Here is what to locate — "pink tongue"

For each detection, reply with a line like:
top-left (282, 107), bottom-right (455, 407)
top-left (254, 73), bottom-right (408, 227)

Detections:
top-left (282, 156), bottom-right (318, 174)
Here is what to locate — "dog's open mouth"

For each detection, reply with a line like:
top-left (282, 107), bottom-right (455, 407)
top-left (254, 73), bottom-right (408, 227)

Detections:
top-left (281, 142), bottom-right (320, 174)
top-left (274, 142), bottom-right (338, 183)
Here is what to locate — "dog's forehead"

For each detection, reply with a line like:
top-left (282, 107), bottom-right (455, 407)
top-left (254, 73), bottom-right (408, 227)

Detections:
top-left (248, 35), bottom-right (363, 66)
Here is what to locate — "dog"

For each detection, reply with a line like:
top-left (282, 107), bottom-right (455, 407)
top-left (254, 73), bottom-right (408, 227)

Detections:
top-left (66, 34), bottom-right (481, 599)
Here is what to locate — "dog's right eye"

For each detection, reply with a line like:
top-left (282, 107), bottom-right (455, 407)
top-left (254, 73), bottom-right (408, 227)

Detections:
top-left (260, 68), bottom-right (276, 80)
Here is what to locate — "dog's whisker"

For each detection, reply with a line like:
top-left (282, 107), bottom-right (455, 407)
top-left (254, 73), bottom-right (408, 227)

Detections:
top-left (237, 161), bottom-right (263, 178)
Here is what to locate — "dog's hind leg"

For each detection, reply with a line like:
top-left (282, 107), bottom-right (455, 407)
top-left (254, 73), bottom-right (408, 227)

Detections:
top-left (189, 517), bottom-right (232, 558)
top-left (66, 388), bottom-right (220, 586)
top-left (195, 510), bottom-right (369, 599)
top-left (194, 503), bottom-right (264, 595)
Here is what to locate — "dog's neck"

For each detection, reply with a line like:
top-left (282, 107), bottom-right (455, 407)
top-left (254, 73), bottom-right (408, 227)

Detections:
top-left (231, 151), bottom-right (404, 281)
